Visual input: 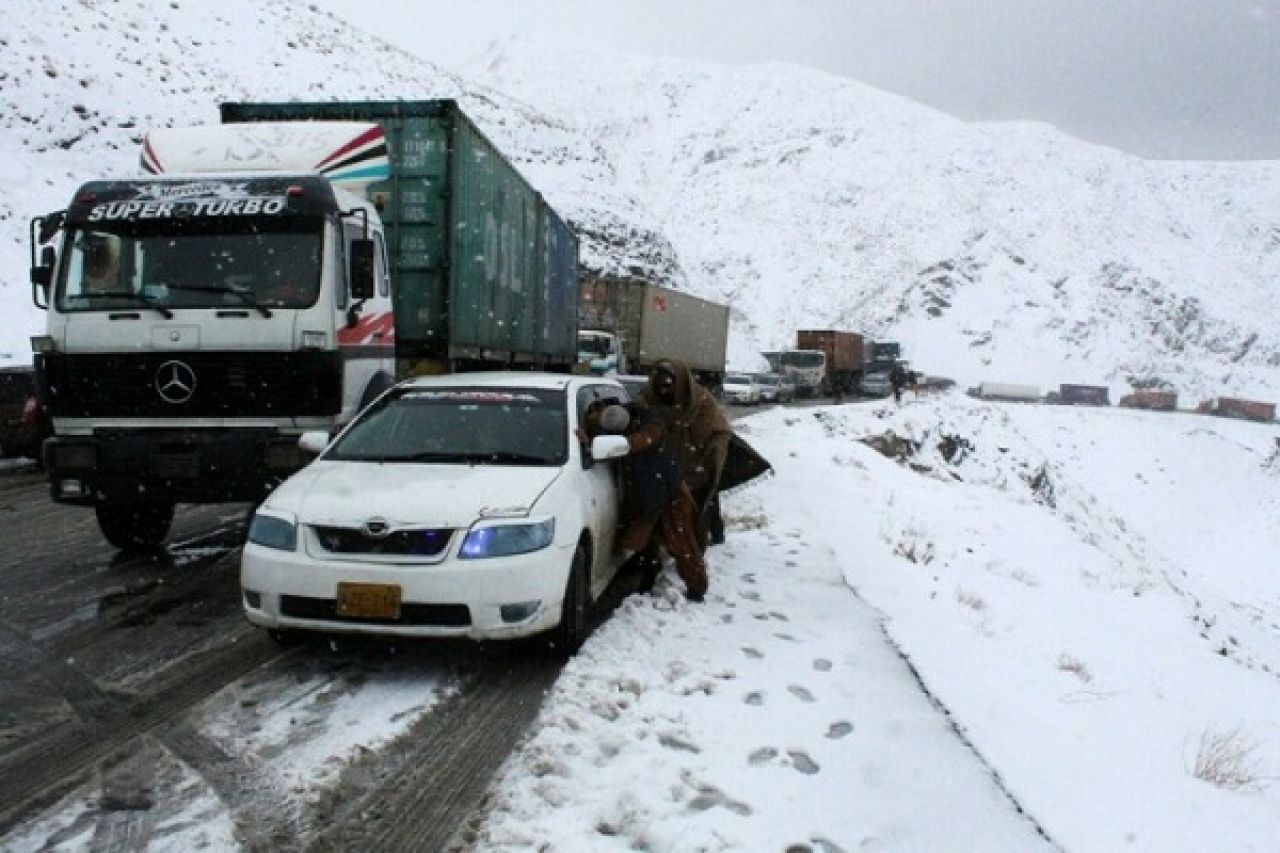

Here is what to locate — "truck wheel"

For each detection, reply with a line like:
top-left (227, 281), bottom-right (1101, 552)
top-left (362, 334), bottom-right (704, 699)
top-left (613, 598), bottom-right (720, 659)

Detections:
top-left (96, 502), bottom-right (174, 551)
top-left (548, 544), bottom-right (591, 657)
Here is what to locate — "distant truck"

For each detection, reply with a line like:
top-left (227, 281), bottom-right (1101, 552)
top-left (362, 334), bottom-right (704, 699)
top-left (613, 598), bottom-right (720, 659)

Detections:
top-left (577, 274), bottom-right (729, 387)
top-left (1048, 384), bottom-right (1111, 406)
top-left (975, 382), bottom-right (1041, 402)
top-left (1118, 390), bottom-right (1178, 411)
top-left (30, 99), bottom-right (579, 549)
top-left (870, 341), bottom-right (901, 367)
top-left (763, 330), bottom-right (872, 397)
top-left (1196, 397), bottom-right (1275, 423)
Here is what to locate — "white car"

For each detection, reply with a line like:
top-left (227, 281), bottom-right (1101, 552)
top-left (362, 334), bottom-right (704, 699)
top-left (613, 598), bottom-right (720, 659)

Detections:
top-left (240, 372), bottom-right (632, 654)
top-left (721, 372), bottom-right (762, 405)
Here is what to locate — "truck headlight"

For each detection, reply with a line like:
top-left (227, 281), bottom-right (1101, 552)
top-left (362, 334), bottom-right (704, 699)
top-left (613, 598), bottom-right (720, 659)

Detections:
top-left (248, 511), bottom-right (298, 552)
top-left (459, 519), bottom-right (555, 559)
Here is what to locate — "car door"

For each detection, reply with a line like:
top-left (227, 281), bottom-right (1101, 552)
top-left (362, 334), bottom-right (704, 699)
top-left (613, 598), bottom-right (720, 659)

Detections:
top-left (572, 382), bottom-right (624, 596)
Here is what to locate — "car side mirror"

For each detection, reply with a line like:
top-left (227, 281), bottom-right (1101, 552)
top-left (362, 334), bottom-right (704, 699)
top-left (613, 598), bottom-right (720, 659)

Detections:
top-left (590, 435), bottom-right (630, 461)
top-left (298, 431), bottom-right (330, 456)
top-left (349, 238), bottom-right (375, 301)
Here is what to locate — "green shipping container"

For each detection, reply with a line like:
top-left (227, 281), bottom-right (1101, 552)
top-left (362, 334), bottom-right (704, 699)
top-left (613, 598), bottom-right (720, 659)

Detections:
top-left (220, 100), bottom-right (579, 373)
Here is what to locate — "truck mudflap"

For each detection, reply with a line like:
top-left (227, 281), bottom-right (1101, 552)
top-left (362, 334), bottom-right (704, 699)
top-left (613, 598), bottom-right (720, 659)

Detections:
top-left (44, 428), bottom-right (306, 506)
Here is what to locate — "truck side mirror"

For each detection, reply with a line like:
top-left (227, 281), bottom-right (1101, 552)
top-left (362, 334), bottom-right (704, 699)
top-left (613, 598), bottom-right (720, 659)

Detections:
top-left (349, 239), bottom-right (375, 301)
top-left (30, 245), bottom-right (55, 309)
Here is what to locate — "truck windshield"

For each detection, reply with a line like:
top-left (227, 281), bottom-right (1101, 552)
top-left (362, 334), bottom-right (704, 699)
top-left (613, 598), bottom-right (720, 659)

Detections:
top-left (577, 334), bottom-right (612, 357)
top-left (325, 387), bottom-right (569, 466)
top-left (780, 351), bottom-right (824, 368)
top-left (56, 224), bottom-right (323, 313)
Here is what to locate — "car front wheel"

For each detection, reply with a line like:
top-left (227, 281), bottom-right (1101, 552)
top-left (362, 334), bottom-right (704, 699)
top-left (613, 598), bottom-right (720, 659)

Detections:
top-left (548, 543), bottom-right (591, 657)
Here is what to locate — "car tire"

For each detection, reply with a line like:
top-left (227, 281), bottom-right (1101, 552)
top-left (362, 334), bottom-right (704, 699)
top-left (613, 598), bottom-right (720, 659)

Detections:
top-left (548, 543), bottom-right (591, 657)
top-left (95, 502), bottom-right (174, 551)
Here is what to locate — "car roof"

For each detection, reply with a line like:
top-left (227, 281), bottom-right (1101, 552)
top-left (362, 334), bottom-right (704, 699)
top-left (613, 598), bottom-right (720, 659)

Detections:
top-left (396, 371), bottom-right (618, 392)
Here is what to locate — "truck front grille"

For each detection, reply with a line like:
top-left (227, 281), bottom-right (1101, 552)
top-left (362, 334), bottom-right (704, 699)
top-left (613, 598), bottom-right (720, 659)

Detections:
top-left (37, 351), bottom-right (342, 418)
top-left (313, 525), bottom-right (453, 557)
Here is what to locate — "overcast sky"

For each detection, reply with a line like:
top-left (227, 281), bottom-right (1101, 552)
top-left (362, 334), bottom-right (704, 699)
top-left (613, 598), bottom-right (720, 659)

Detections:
top-left (327, 0), bottom-right (1280, 160)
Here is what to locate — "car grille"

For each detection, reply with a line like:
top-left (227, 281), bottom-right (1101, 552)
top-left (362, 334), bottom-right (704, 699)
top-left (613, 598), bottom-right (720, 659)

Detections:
top-left (280, 595), bottom-right (471, 627)
top-left (313, 526), bottom-right (453, 556)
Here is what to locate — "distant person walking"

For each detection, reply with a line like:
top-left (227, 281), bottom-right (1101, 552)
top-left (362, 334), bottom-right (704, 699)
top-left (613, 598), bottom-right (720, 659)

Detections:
top-left (890, 363), bottom-right (907, 404)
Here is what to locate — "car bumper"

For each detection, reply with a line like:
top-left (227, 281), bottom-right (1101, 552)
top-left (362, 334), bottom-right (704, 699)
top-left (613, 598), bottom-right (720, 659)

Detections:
top-left (240, 539), bottom-right (575, 640)
top-left (724, 393), bottom-right (758, 404)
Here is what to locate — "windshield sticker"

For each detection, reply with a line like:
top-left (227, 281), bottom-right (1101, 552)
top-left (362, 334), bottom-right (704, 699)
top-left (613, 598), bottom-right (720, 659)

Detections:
top-left (88, 196), bottom-right (288, 222)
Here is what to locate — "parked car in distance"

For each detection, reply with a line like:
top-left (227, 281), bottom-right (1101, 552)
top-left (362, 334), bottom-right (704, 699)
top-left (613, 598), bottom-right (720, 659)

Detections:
top-left (777, 374), bottom-right (796, 403)
top-left (721, 372), bottom-right (763, 405)
top-left (858, 370), bottom-right (892, 398)
top-left (0, 366), bottom-right (51, 463)
top-left (240, 372), bottom-right (632, 654)
top-left (747, 368), bottom-right (778, 402)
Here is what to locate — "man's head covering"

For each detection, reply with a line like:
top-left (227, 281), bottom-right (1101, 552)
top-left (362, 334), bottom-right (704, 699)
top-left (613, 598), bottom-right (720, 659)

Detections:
top-left (599, 404), bottom-right (630, 433)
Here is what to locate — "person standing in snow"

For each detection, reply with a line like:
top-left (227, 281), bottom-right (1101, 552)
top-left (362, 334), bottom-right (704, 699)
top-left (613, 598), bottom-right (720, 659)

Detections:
top-left (637, 359), bottom-right (732, 551)
top-left (579, 399), bottom-right (709, 602)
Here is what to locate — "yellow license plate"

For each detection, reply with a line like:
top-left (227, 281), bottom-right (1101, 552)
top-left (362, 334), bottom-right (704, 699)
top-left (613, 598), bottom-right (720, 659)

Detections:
top-left (335, 582), bottom-right (402, 620)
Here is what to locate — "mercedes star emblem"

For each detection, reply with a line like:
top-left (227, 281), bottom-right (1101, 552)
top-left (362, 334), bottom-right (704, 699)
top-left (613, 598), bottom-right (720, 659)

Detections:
top-left (362, 518), bottom-right (392, 538)
top-left (155, 360), bottom-right (196, 404)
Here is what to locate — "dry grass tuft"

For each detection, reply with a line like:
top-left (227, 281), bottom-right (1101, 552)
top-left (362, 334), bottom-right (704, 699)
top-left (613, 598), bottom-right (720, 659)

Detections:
top-left (1190, 724), bottom-right (1267, 792)
top-left (1056, 654), bottom-right (1092, 683)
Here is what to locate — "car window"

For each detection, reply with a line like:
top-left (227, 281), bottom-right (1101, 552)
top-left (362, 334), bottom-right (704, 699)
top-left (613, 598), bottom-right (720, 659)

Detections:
top-left (326, 386), bottom-right (568, 465)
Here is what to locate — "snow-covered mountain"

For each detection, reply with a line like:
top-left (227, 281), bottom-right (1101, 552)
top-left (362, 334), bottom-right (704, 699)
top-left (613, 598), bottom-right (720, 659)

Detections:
top-left (3, 1), bottom-right (1279, 408)
top-left (0, 0), bottom-right (684, 363)
top-left (461, 39), bottom-right (1280, 400)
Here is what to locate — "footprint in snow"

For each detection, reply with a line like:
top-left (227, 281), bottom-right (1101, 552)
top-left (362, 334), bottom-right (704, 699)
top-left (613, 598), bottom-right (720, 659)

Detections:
top-left (787, 749), bottom-right (820, 774)
top-left (784, 560), bottom-right (798, 568)
top-left (826, 721), bottom-right (853, 739)
top-left (740, 589), bottom-right (762, 602)
top-left (769, 611), bottom-right (789, 622)
top-left (748, 746), bottom-right (778, 766)
top-left (812, 658), bottom-right (832, 672)
top-left (744, 691), bottom-right (765, 706)
top-left (742, 646), bottom-right (764, 659)
top-left (784, 839), bottom-right (848, 853)
top-left (774, 632), bottom-right (798, 642)
top-left (659, 733), bottom-right (701, 754)
top-left (787, 685), bottom-right (815, 703)
top-left (742, 572), bottom-right (757, 583)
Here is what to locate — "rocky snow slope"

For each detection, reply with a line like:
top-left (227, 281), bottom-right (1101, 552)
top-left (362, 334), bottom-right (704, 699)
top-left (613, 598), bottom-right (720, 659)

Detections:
top-left (462, 39), bottom-right (1280, 399)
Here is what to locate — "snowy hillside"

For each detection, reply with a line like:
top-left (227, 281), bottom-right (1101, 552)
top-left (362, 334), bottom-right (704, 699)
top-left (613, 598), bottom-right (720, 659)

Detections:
top-left (460, 39), bottom-right (1280, 401)
top-left (0, 0), bottom-right (684, 364)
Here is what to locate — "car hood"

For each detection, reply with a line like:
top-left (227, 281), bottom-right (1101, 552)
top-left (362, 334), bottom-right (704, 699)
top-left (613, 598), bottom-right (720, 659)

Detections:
top-left (264, 460), bottom-right (563, 528)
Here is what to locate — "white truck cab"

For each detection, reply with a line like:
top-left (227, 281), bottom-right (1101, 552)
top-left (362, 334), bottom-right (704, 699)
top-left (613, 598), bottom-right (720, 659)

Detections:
top-left (30, 122), bottom-right (396, 549)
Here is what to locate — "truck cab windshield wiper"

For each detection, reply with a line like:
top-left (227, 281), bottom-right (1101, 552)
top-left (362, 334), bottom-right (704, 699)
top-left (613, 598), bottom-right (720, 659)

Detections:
top-left (76, 291), bottom-right (173, 319)
top-left (161, 283), bottom-right (273, 317)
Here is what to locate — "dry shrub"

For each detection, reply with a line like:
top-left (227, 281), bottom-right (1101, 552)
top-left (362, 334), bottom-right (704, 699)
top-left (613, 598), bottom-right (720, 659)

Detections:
top-left (1056, 654), bottom-right (1092, 683)
top-left (1190, 724), bottom-right (1267, 792)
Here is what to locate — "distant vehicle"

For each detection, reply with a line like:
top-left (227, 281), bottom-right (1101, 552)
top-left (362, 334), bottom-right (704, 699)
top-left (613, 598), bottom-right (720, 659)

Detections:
top-left (858, 370), bottom-right (893, 398)
top-left (975, 382), bottom-right (1041, 402)
top-left (722, 372), bottom-right (762, 405)
top-left (1047, 384), bottom-right (1110, 406)
top-left (1118, 390), bottom-right (1177, 411)
top-left (776, 374), bottom-right (797, 403)
top-left (753, 373), bottom-right (785, 403)
top-left (1196, 397), bottom-right (1275, 423)
top-left (0, 366), bottom-right (51, 462)
top-left (578, 275), bottom-right (730, 387)
top-left (240, 372), bottom-right (631, 653)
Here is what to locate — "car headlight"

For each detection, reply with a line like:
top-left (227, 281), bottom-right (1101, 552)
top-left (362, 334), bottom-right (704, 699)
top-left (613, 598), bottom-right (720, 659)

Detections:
top-left (248, 511), bottom-right (298, 551)
top-left (459, 518), bottom-right (555, 560)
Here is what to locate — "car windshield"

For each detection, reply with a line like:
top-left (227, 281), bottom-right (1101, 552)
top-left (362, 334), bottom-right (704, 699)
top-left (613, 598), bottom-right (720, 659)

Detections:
top-left (56, 222), bottom-right (323, 313)
top-left (754, 374), bottom-right (779, 386)
top-left (725, 373), bottom-right (752, 384)
top-left (325, 387), bottom-right (568, 465)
